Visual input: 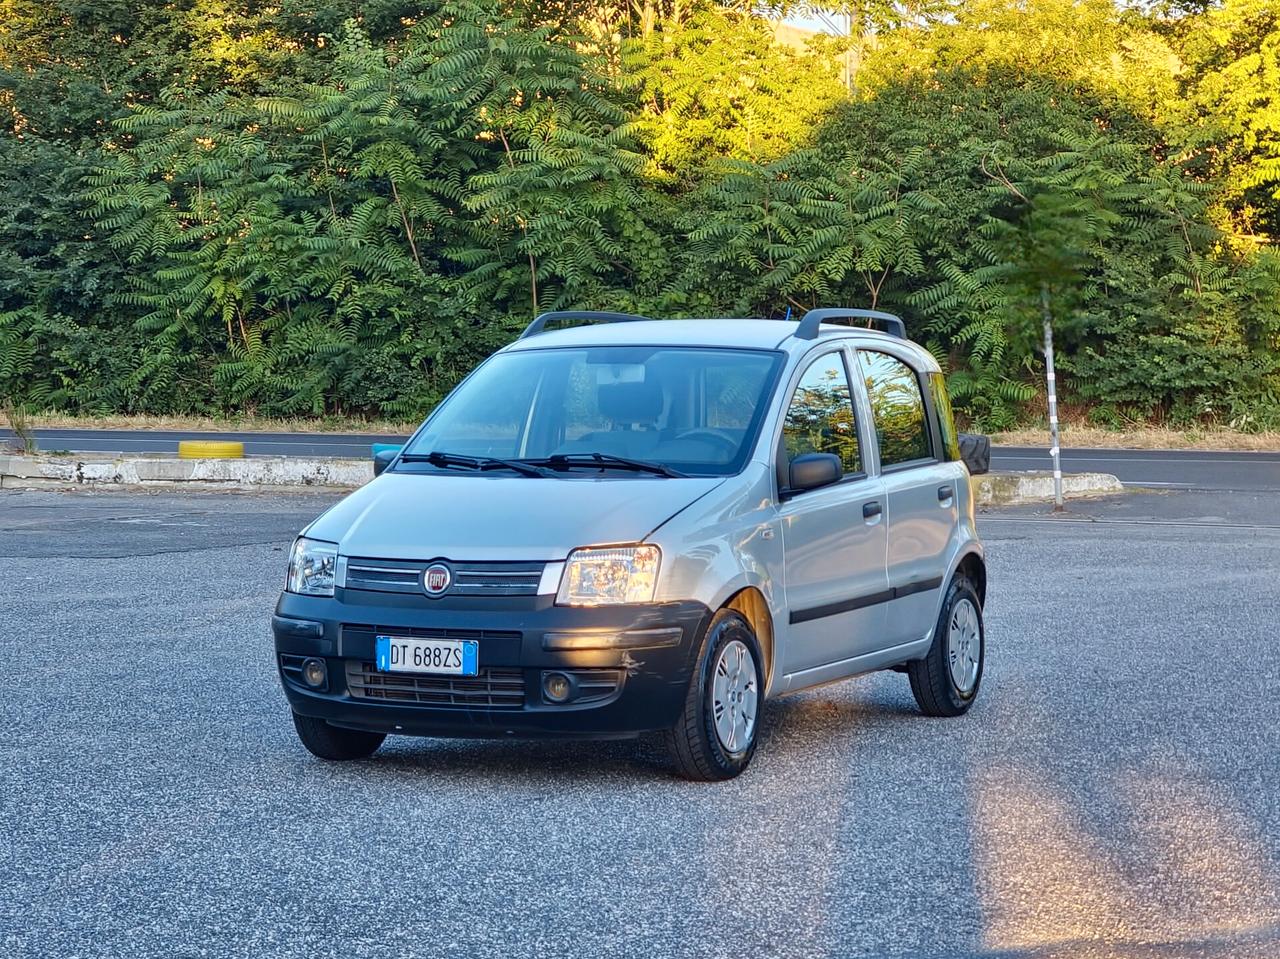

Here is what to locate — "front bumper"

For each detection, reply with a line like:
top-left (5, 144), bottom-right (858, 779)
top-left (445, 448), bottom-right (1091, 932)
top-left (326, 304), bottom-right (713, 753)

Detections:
top-left (273, 590), bottom-right (712, 740)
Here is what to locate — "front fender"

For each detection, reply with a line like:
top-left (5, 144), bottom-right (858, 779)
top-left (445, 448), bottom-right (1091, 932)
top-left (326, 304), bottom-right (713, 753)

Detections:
top-left (649, 463), bottom-right (785, 672)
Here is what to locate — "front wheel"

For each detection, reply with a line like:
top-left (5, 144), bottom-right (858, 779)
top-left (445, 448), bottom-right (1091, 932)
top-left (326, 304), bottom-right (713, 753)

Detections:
top-left (906, 576), bottom-right (984, 717)
top-left (292, 711), bottom-right (386, 761)
top-left (663, 610), bottom-right (764, 781)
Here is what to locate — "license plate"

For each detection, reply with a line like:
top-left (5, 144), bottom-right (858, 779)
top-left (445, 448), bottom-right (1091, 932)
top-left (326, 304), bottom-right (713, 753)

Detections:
top-left (375, 635), bottom-right (478, 676)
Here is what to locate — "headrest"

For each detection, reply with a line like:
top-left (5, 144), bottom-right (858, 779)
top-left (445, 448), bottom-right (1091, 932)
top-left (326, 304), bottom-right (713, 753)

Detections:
top-left (597, 381), bottom-right (663, 423)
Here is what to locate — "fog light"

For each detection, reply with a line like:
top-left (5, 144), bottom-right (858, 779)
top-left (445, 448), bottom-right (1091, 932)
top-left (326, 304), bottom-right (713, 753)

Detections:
top-left (543, 671), bottom-right (573, 703)
top-left (302, 657), bottom-right (327, 688)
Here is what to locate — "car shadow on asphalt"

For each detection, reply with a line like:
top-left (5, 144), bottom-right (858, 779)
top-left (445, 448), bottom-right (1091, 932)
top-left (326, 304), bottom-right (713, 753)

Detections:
top-left (330, 679), bottom-right (923, 785)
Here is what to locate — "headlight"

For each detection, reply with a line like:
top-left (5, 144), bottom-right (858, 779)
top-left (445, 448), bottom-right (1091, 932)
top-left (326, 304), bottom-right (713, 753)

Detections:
top-left (286, 537), bottom-right (338, 596)
top-left (556, 545), bottom-right (661, 606)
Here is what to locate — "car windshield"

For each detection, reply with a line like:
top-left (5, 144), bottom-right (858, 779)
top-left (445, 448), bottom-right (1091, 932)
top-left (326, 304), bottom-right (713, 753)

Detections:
top-left (401, 346), bottom-right (784, 477)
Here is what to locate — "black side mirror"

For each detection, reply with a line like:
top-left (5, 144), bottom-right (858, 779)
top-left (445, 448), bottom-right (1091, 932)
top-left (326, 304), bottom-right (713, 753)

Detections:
top-left (372, 446), bottom-right (401, 477)
top-left (786, 452), bottom-right (842, 495)
top-left (958, 433), bottom-right (990, 475)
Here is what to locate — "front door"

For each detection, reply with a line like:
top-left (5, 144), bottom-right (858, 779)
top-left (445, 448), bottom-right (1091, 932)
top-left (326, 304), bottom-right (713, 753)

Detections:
top-left (777, 349), bottom-right (889, 676)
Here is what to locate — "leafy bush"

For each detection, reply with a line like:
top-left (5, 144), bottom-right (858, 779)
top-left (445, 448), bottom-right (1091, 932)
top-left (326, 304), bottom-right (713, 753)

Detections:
top-left (1, 0), bottom-right (1277, 423)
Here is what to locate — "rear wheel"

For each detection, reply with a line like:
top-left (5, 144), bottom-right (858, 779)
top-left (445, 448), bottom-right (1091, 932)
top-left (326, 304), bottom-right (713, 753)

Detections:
top-left (663, 610), bottom-right (763, 781)
top-left (907, 576), bottom-right (984, 717)
top-left (291, 711), bottom-right (386, 761)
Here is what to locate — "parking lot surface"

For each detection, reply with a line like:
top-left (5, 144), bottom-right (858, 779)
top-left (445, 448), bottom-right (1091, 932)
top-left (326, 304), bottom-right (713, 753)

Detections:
top-left (2, 487), bottom-right (1278, 958)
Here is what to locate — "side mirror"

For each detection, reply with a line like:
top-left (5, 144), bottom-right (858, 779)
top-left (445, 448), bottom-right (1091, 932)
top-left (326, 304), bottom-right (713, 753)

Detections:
top-left (958, 433), bottom-right (990, 475)
top-left (787, 452), bottom-right (842, 495)
top-left (372, 444), bottom-right (402, 477)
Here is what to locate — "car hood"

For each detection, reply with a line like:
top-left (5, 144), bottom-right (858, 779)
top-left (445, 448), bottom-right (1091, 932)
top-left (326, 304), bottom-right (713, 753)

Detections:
top-left (305, 472), bottom-right (727, 561)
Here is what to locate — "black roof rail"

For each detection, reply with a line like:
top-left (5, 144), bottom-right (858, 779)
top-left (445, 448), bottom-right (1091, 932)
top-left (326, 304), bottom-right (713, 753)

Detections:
top-left (794, 308), bottom-right (906, 341)
top-left (520, 310), bottom-right (652, 339)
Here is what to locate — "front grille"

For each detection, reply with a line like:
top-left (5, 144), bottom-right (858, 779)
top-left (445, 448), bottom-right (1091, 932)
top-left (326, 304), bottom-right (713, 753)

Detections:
top-left (346, 662), bottom-right (526, 710)
top-left (344, 558), bottom-right (545, 597)
top-left (340, 624), bottom-right (522, 644)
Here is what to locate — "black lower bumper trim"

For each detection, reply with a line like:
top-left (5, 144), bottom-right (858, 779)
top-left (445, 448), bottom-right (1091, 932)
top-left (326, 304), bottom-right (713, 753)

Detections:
top-left (273, 594), bottom-right (712, 739)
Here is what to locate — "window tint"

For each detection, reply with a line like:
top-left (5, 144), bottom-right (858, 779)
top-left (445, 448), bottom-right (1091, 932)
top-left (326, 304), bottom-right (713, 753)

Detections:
top-left (928, 372), bottom-right (962, 462)
top-left (406, 347), bottom-right (781, 476)
top-left (782, 353), bottom-right (861, 475)
top-left (861, 351), bottom-right (933, 467)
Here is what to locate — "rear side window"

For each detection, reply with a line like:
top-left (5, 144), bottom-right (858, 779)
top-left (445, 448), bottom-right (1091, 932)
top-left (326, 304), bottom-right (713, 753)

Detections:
top-left (781, 352), bottom-right (862, 475)
top-left (860, 350), bottom-right (933, 468)
top-left (929, 372), bottom-right (962, 462)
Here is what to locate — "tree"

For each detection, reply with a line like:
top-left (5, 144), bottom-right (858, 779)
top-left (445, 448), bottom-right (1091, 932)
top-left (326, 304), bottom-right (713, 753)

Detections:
top-left (1175, 0), bottom-right (1280, 241)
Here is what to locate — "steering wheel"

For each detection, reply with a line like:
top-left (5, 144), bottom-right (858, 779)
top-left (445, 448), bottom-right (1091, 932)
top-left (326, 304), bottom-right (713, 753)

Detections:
top-left (674, 428), bottom-right (739, 454)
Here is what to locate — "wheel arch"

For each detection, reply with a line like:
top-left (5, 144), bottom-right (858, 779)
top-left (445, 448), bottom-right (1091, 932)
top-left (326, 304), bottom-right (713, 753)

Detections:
top-left (954, 549), bottom-right (986, 608)
top-left (721, 586), bottom-right (776, 693)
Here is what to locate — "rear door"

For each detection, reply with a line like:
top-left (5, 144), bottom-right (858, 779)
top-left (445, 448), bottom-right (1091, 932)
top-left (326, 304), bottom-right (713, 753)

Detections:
top-left (777, 349), bottom-right (888, 676)
top-left (856, 349), bottom-right (965, 646)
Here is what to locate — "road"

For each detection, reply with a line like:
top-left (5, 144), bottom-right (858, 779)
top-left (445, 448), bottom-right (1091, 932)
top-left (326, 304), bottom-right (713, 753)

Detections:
top-left (2, 486), bottom-right (1278, 958)
top-left (2, 427), bottom-right (408, 458)
top-left (5, 427), bottom-right (1280, 489)
top-left (994, 445), bottom-right (1280, 491)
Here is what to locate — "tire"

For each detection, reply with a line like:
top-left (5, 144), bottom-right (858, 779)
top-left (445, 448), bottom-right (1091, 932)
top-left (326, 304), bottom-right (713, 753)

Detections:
top-left (291, 711), bottom-right (386, 761)
top-left (907, 576), bottom-right (984, 717)
top-left (663, 609), bottom-right (764, 781)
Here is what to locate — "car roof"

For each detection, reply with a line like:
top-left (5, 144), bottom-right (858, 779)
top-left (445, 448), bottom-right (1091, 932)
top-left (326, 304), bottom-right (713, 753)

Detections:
top-left (502, 318), bottom-right (940, 371)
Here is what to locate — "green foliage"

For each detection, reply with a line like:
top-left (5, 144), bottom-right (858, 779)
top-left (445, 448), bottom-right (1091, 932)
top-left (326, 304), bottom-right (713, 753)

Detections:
top-left (1173, 0), bottom-right (1280, 239)
top-left (624, 8), bottom-right (845, 184)
top-left (1, 0), bottom-right (1279, 425)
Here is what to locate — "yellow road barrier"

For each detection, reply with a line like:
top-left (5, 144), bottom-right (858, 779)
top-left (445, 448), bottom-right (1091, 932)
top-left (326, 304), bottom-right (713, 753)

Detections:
top-left (177, 440), bottom-right (245, 459)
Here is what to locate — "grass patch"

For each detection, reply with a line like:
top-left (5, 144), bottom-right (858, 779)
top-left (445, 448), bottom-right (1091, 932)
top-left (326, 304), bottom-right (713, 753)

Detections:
top-left (990, 424), bottom-right (1280, 451)
top-left (25, 412), bottom-right (418, 434)
top-left (3, 402), bottom-right (38, 453)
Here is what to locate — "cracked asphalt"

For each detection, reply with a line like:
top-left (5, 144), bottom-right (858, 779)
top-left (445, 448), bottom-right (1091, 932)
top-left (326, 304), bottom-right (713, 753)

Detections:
top-left (2, 486), bottom-right (1278, 958)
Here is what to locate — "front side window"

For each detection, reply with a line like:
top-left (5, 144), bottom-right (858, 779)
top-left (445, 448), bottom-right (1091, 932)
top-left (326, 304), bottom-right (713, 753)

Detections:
top-left (781, 352), bottom-right (862, 475)
top-left (403, 346), bottom-right (783, 477)
top-left (860, 350), bottom-right (933, 468)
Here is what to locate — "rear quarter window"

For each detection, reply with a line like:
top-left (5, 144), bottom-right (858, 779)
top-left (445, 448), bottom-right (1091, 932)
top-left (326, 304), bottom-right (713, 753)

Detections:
top-left (928, 372), bottom-right (962, 462)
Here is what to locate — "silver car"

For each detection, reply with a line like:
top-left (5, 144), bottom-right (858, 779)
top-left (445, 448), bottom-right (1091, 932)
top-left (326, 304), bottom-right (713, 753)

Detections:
top-left (273, 309), bottom-right (988, 780)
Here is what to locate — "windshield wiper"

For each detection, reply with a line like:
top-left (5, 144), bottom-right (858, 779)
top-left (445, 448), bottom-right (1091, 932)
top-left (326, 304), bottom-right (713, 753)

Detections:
top-left (534, 453), bottom-right (686, 478)
top-left (400, 450), bottom-right (552, 478)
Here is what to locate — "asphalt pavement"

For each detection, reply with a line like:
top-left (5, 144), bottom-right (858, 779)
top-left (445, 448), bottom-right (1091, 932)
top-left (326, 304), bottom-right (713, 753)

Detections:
top-left (2, 486), bottom-right (1278, 958)
top-left (994, 445), bottom-right (1280, 491)
top-left (4, 427), bottom-right (1280, 490)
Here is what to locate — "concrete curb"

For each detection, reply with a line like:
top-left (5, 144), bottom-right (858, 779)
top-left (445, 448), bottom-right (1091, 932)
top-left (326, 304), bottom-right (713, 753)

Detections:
top-left (974, 470), bottom-right (1124, 506)
top-left (0, 453), bottom-right (372, 490)
top-left (0, 454), bottom-right (1124, 503)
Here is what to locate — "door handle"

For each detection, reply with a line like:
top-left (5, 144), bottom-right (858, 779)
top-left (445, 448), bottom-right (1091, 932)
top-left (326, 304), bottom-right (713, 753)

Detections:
top-left (937, 486), bottom-right (954, 502)
top-left (863, 501), bottom-right (882, 519)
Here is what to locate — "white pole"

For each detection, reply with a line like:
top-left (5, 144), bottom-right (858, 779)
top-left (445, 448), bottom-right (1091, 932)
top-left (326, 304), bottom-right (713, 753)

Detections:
top-left (1041, 284), bottom-right (1064, 511)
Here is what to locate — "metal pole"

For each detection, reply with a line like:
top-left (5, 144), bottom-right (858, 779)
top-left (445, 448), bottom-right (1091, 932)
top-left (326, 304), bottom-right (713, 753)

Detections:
top-left (1041, 284), bottom-right (1064, 511)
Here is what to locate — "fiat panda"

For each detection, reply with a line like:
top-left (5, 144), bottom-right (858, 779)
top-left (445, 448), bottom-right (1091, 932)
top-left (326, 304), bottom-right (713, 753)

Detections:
top-left (273, 309), bottom-right (988, 780)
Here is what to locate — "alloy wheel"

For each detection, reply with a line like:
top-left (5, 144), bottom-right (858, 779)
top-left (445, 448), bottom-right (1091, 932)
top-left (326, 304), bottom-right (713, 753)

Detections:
top-left (947, 597), bottom-right (981, 694)
top-left (711, 638), bottom-right (758, 752)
